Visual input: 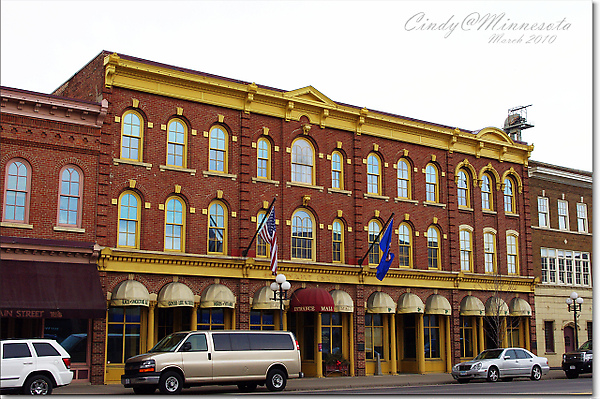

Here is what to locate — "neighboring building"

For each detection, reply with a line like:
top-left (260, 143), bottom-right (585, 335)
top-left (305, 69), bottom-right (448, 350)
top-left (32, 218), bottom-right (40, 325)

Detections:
top-left (0, 86), bottom-right (109, 382)
top-left (528, 160), bottom-right (593, 367)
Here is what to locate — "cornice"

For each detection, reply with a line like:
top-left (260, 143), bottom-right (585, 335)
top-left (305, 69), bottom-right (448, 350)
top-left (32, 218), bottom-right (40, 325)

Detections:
top-left (528, 165), bottom-right (593, 188)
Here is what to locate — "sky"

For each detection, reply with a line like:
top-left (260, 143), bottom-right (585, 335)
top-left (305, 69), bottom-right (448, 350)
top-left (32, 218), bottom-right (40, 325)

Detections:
top-left (0, 1), bottom-right (592, 172)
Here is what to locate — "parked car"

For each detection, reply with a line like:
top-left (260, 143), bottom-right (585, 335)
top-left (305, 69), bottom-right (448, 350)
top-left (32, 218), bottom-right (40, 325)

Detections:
top-left (451, 347), bottom-right (549, 383)
top-left (1, 338), bottom-right (73, 395)
top-left (562, 339), bottom-right (592, 379)
top-left (122, 330), bottom-right (303, 394)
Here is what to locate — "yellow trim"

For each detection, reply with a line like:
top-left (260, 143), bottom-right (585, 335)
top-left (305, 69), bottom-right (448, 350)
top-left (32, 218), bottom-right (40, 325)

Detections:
top-left (117, 191), bottom-right (141, 249)
top-left (331, 150), bottom-right (344, 190)
top-left (483, 230), bottom-right (497, 274)
top-left (332, 219), bottom-right (345, 263)
top-left (459, 227), bottom-right (473, 272)
top-left (166, 118), bottom-right (188, 168)
top-left (256, 137), bottom-right (271, 179)
top-left (366, 153), bottom-right (382, 195)
top-left (367, 219), bottom-right (383, 265)
top-left (120, 110), bottom-right (144, 162)
top-left (290, 208), bottom-right (315, 262)
top-left (427, 225), bottom-right (441, 270)
top-left (398, 222), bottom-right (413, 268)
top-left (209, 126), bottom-right (229, 173)
top-left (506, 231), bottom-right (520, 275)
top-left (290, 137), bottom-right (315, 185)
top-left (425, 163), bottom-right (439, 203)
top-left (164, 196), bottom-right (186, 252)
top-left (397, 158), bottom-right (412, 199)
top-left (207, 200), bottom-right (227, 255)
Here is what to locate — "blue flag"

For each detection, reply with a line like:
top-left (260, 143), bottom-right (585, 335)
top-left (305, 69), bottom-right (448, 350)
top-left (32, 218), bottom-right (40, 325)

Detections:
top-left (376, 217), bottom-right (394, 281)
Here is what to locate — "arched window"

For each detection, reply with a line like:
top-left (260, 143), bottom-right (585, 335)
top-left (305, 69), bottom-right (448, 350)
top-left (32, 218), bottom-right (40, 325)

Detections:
top-left (167, 119), bottom-right (187, 167)
top-left (367, 154), bottom-right (381, 195)
top-left (120, 111), bottom-right (143, 161)
top-left (118, 191), bottom-right (141, 248)
top-left (398, 222), bottom-right (412, 268)
top-left (291, 209), bottom-right (314, 260)
top-left (57, 166), bottom-right (82, 227)
top-left (331, 151), bottom-right (343, 189)
top-left (484, 231), bottom-right (497, 273)
top-left (459, 228), bottom-right (473, 272)
top-left (165, 197), bottom-right (185, 251)
top-left (3, 159), bottom-right (31, 223)
top-left (427, 226), bottom-right (440, 269)
top-left (209, 127), bottom-right (228, 173)
top-left (397, 159), bottom-right (411, 199)
top-left (208, 201), bottom-right (226, 254)
top-left (291, 138), bottom-right (314, 184)
top-left (481, 173), bottom-right (493, 211)
top-left (504, 177), bottom-right (516, 213)
top-left (507, 232), bottom-right (519, 274)
top-left (332, 219), bottom-right (344, 263)
top-left (457, 169), bottom-right (470, 208)
top-left (256, 210), bottom-right (268, 257)
top-left (368, 220), bottom-right (382, 265)
top-left (257, 138), bottom-right (271, 179)
top-left (425, 164), bottom-right (439, 202)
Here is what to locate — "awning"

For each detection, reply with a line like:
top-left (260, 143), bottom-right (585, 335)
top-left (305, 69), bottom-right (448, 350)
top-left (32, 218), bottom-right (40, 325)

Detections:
top-left (330, 290), bottom-right (354, 313)
top-left (0, 260), bottom-right (106, 319)
top-left (425, 294), bottom-right (452, 315)
top-left (200, 284), bottom-right (236, 308)
top-left (485, 296), bottom-right (509, 317)
top-left (157, 282), bottom-right (195, 308)
top-left (111, 279), bottom-right (150, 307)
top-left (459, 295), bottom-right (485, 316)
top-left (252, 286), bottom-right (280, 310)
top-left (397, 292), bottom-right (424, 314)
top-left (290, 288), bottom-right (335, 312)
top-left (366, 291), bottom-right (396, 314)
top-left (509, 297), bottom-right (532, 316)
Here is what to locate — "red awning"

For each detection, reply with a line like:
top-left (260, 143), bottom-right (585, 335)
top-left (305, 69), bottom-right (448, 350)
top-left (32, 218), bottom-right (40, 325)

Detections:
top-left (290, 288), bottom-right (335, 312)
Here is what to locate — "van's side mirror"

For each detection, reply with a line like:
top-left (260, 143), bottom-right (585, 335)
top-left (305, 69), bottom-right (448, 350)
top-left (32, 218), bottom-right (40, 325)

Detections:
top-left (181, 342), bottom-right (192, 352)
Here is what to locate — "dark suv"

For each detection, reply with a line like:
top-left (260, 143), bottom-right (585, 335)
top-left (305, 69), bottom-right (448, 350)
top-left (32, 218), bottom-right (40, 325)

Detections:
top-left (562, 339), bottom-right (592, 379)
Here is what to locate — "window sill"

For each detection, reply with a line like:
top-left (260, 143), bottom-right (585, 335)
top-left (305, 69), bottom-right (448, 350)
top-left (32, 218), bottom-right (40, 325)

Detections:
top-left (160, 165), bottom-right (197, 176)
top-left (505, 212), bottom-right (520, 218)
top-left (394, 197), bottom-right (418, 205)
top-left (482, 210), bottom-right (497, 215)
top-left (286, 181), bottom-right (324, 192)
top-left (54, 226), bottom-right (85, 233)
top-left (458, 206), bottom-right (474, 212)
top-left (363, 193), bottom-right (390, 201)
top-left (328, 187), bottom-right (352, 196)
top-left (1, 221), bottom-right (33, 229)
top-left (252, 177), bottom-right (280, 186)
top-left (202, 170), bottom-right (237, 180)
top-left (113, 158), bottom-right (153, 170)
top-left (423, 202), bottom-right (447, 209)
top-left (531, 226), bottom-right (592, 236)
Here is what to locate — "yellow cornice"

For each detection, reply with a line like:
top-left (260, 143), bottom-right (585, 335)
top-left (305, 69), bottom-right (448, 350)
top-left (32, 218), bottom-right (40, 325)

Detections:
top-left (103, 54), bottom-right (533, 165)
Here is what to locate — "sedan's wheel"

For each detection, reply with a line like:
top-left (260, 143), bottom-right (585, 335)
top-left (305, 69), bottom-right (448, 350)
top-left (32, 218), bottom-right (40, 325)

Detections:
top-left (565, 370), bottom-right (579, 379)
top-left (23, 374), bottom-right (53, 395)
top-left (159, 371), bottom-right (183, 394)
top-left (486, 366), bottom-right (499, 382)
top-left (265, 368), bottom-right (287, 392)
top-left (530, 365), bottom-right (542, 381)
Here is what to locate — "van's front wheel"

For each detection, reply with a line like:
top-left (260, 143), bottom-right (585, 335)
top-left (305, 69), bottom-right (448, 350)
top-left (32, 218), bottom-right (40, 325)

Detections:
top-left (266, 369), bottom-right (287, 392)
top-left (159, 371), bottom-right (183, 394)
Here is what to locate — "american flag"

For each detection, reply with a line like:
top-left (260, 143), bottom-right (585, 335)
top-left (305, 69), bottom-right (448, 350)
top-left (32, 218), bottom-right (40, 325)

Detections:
top-left (258, 207), bottom-right (277, 275)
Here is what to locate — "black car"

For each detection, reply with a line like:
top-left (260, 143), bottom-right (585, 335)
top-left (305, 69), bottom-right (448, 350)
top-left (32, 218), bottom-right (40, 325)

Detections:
top-left (562, 339), bottom-right (592, 379)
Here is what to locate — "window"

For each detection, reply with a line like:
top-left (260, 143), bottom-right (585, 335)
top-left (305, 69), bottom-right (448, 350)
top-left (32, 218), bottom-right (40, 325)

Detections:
top-left (557, 250), bottom-right (565, 284)
top-left (368, 220), bottom-right (382, 265)
top-left (165, 197), bottom-right (185, 251)
top-left (576, 203), bottom-right (588, 233)
top-left (460, 317), bottom-right (474, 358)
top-left (291, 209), bottom-right (314, 260)
top-left (587, 322), bottom-right (593, 341)
top-left (424, 314), bottom-right (440, 358)
top-left (367, 154), bottom-right (381, 195)
top-left (538, 197), bottom-right (549, 227)
top-left (398, 223), bottom-right (412, 268)
top-left (427, 226), bottom-right (440, 269)
top-left (484, 231), bottom-right (496, 273)
top-left (57, 166), bottom-right (82, 227)
top-left (2, 343), bottom-right (31, 358)
top-left (33, 342), bottom-right (61, 357)
top-left (257, 138), bottom-right (271, 179)
top-left (558, 200), bottom-right (569, 230)
top-left (425, 164), bottom-right (439, 202)
top-left (544, 321), bottom-right (555, 353)
top-left (256, 211), bottom-right (268, 257)
top-left (566, 250), bottom-right (573, 285)
top-left (321, 312), bottom-right (343, 355)
top-left (332, 219), bottom-right (344, 263)
top-left (106, 306), bottom-right (141, 364)
top-left (118, 192), bottom-right (141, 248)
top-left (3, 159), bottom-right (31, 223)
top-left (582, 252), bottom-right (590, 286)
top-left (208, 202), bottom-right (226, 254)
top-left (503, 178), bottom-right (516, 213)
top-left (365, 313), bottom-right (383, 360)
top-left (481, 173), bottom-right (493, 211)
top-left (457, 169), bottom-right (470, 207)
top-left (182, 334), bottom-right (208, 351)
top-left (331, 151), bottom-right (343, 189)
top-left (291, 138), bottom-right (314, 184)
top-left (506, 233), bottom-right (519, 274)
top-left (397, 159), bottom-right (411, 199)
top-left (120, 111), bottom-right (143, 161)
top-left (459, 228), bottom-right (473, 272)
top-left (507, 317), bottom-right (520, 347)
top-left (198, 308), bottom-right (225, 330)
top-left (574, 252), bottom-right (583, 285)
top-left (250, 310), bottom-right (275, 330)
top-left (209, 126), bottom-right (228, 173)
top-left (167, 119), bottom-right (187, 167)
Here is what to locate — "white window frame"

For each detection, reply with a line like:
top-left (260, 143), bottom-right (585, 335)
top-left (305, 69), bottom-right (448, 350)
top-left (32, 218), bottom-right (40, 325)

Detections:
top-left (576, 202), bottom-right (588, 233)
top-left (557, 200), bottom-right (569, 230)
top-left (537, 196), bottom-right (549, 228)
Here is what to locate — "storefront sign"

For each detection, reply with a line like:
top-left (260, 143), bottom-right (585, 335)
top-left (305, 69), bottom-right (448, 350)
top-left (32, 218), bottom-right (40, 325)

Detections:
top-left (291, 305), bottom-right (334, 312)
top-left (0, 309), bottom-right (63, 318)
top-left (162, 300), bottom-right (194, 307)
top-left (111, 298), bottom-right (149, 306)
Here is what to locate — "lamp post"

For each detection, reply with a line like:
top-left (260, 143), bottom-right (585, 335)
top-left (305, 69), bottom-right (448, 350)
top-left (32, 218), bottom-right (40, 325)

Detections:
top-left (566, 291), bottom-right (584, 349)
top-left (270, 274), bottom-right (291, 331)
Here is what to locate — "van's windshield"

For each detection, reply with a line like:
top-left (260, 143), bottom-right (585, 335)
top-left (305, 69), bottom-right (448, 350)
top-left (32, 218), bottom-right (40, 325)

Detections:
top-left (149, 333), bottom-right (188, 352)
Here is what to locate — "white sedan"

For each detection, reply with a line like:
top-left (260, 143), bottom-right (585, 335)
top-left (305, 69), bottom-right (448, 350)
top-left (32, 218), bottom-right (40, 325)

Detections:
top-left (451, 348), bottom-right (549, 383)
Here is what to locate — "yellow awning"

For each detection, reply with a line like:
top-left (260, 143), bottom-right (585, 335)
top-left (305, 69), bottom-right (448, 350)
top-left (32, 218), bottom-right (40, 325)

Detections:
top-left (425, 294), bottom-right (452, 315)
top-left (397, 292), bottom-right (424, 314)
top-left (485, 296), bottom-right (509, 316)
top-left (251, 286), bottom-right (280, 310)
top-left (366, 291), bottom-right (396, 314)
top-left (509, 297), bottom-right (532, 316)
top-left (110, 279), bottom-right (149, 307)
top-left (330, 289), bottom-right (354, 313)
top-left (459, 295), bottom-right (485, 316)
top-left (200, 284), bottom-right (236, 308)
top-left (157, 282), bottom-right (195, 308)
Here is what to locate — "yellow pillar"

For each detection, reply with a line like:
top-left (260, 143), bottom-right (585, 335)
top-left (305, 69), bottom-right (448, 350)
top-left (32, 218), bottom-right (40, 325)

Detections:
top-left (390, 314), bottom-right (397, 374)
top-left (416, 313), bottom-right (425, 374)
top-left (147, 302), bottom-right (156, 352)
top-left (478, 316), bottom-right (485, 353)
top-left (445, 316), bottom-right (451, 372)
top-left (231, 307), bottom-right (236, 329)
top-left (191, 304), bottom-right (198, 330)
top-left (524, 318), bottom-right (530, 350)
top-left (502, 318), bottom-right (508, 347)
top-left (283, 308), bottom-right (288, 330)
top-left (316, 312), bottom-right (323, 377)
top-left (383, 314), bottom-right (389, 374)
top-left (349, 313), bottom-right (355, 376)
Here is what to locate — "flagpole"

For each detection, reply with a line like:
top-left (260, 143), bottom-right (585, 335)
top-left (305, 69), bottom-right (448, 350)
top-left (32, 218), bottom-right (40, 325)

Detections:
top-left (358, 213), bottom-right (395, 266)
top-left (242, 196), bottom-right (277, 257)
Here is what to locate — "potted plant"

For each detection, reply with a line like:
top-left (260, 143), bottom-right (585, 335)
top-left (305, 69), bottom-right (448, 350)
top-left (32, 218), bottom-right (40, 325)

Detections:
top-left (323, 352), bottom-right (350, 376)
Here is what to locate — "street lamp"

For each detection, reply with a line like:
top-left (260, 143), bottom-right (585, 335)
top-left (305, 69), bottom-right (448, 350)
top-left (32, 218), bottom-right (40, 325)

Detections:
top-left (566, 291), bottom-right (584, 349)
top-left (270, 274), bottom-right (291, 330)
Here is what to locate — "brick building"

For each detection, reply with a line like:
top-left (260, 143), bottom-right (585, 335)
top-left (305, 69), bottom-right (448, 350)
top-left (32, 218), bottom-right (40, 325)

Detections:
top-left (3, 51), bottom-right (538, 384)
top-left (528, 160), bottom-right (592, 368)
top-left (0, 86), bottom-right (109, 382)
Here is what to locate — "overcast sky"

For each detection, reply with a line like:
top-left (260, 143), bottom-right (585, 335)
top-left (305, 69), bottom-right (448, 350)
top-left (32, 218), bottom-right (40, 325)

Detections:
top-left (1, 1), bottom-right (592, 172)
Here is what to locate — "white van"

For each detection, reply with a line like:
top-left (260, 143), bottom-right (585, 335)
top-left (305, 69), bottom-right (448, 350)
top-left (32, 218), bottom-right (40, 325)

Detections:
top-left (121, 330), bottom-right (303, 394)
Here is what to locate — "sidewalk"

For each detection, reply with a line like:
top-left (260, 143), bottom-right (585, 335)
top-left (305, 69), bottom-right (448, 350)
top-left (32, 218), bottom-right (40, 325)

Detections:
top-left (57, 369), bottom-right (567, 395)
